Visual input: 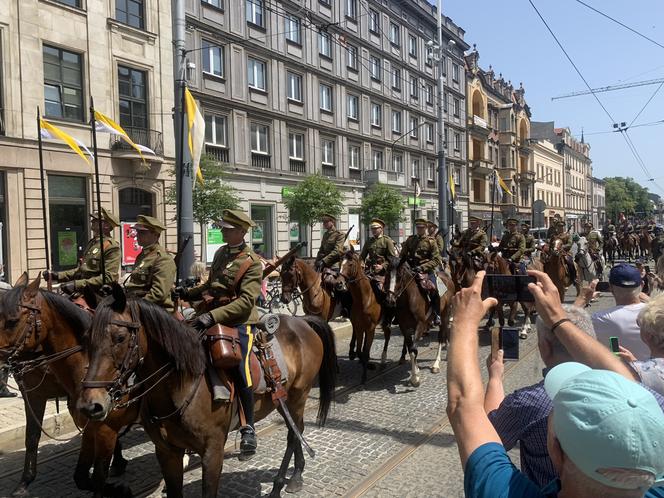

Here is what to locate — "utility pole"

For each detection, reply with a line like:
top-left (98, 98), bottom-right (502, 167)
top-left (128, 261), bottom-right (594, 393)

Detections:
top-left (173, 0), bottom-right (194, 284)
top-left (436, 0), bottom-right (450, 247)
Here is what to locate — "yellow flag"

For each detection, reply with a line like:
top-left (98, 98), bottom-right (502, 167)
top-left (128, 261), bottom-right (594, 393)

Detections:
top-left (93, 110), bottom-right (155, 163)
top-left (449, 171), bottom-right (455, 199)
top-left (495, 171), bottom-right (513, 196)
top-left (184, 88), bottom-right (205, 185)
top-left (39, 119), bottom-right (91, 167)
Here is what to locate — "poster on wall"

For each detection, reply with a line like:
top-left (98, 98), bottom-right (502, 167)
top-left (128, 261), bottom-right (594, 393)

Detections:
top-left (348, 213), bottom-right (360, 250)
top-left (289, 223), bottom-right (299, 242)
top-left (121, 222), bottom-right (141, 266)
top-left (57, 230), bottom-right (78, 267)
top-left (206, 227), bottom-right (224, 263)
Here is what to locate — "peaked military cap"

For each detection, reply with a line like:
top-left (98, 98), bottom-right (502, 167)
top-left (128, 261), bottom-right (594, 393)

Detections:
top-left (414, 218), bottom-right (428, 227)
top-left (216, 209), bottom-right (256, 231)
top-left (469, 215), bottom-right (482, 222)
top-left (91, 207), bottom-right (120, 228)
top-left (427, 221), bottom-right (438, 229)
top-left (370, 218), bottom-right (385, 228)
top-left (505, 217), bottom-right (519, 224)
top-left (321, 213), bottom-right (337, 222)
top-left (132, 215), bottom-right (166, 233)
top-left (521, 220), bottom-right (531, 227)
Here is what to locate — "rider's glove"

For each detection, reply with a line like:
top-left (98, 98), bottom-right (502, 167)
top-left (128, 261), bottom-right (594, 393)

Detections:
top-left (173, 286), bottom-right (189, 300)
top-left (60, 281), bottom-right (76, 294)
top-left (192, 312), bottom-right (215, 333)
top-left (42, 270), bottom-right (58, 282)
top-left (314, 260), bottom-right (324, 272)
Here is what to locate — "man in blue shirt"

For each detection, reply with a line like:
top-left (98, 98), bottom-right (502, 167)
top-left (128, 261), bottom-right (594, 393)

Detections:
top-left (448, 270), bottom-right (664, 498)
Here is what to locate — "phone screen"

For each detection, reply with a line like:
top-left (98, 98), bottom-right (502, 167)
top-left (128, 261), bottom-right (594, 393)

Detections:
top-left (596, 281), bottom-right (611, 292)
top-left (501, 327), bottom-right (520, 360)
top-left (609, 337), bottom-right (620, 354)
top-left (482, 275), bottom-right (536, 302)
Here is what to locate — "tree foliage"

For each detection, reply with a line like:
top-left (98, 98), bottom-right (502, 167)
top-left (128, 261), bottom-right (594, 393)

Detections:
top-left (166, 154), bottom-right (242, 226)
top-left (283, 174), bottom-right (344, 227)
top-left (604, 177), bottom-right (652, 221)
top-left (359, 183), bottom-right (406, 228)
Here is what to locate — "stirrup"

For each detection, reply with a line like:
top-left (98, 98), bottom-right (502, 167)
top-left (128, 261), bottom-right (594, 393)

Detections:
top-left (239, 426), bottom-right (257, 460)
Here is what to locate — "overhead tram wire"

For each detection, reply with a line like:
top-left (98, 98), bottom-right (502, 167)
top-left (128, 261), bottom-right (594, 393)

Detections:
top-left (528, 0), bottom-right (664, 195)
top-left (628, 80), bottom-right (664, 128)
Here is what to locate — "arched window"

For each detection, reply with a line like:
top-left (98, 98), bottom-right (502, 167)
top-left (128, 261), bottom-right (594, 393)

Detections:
top-left (119, 187), bottom-right (154, 222)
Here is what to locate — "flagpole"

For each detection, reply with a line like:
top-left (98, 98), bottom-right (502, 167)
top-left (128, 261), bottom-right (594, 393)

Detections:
top-left (175, 80), bottom-right (187, 285)
top-left (489, 170), bottom-right (496, 243)
top-left (89, 98), bottom-right (106, 286)
top-left (37, 108), bottom-right (53, 292)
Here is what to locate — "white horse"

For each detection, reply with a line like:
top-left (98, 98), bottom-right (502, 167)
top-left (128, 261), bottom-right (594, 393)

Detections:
top-left (575, 236), bottom-right (599, 284)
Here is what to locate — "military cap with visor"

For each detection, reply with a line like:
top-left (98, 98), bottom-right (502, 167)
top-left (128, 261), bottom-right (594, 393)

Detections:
top-left (469, 215), bottom-right (482, 222)
top-left (370, 218), bottom-right (385, 229)
top-left (414, 218), bottom-right (428, 227)
top-left (505, 217), bottom-right (519, 224)
top-left (321, 213), bottom-right (337, 223)
top-left (427, 221), bottom-right (438, 229)
top-left (132, 215), bottom-right (166, 233)
top-left (91, 207), bottom-right (120, 228)
top-left (216, 209), bottom-right (256, 231)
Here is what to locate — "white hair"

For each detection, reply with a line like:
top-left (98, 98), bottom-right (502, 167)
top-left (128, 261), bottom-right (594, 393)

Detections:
top-left (638, 291), bottom-right (664, 349)
top-left (537, 304), bottom-right (595, 357)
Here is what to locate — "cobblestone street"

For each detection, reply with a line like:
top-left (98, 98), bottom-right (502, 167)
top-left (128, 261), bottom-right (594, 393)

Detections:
top-left (0, 289), bottom-right (616, 497)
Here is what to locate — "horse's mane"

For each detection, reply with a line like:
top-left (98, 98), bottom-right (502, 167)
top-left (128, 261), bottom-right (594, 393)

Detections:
top-left (92, 298), bottom-right (205, 379)
top-left (41, 291), bottom-right (92, 341)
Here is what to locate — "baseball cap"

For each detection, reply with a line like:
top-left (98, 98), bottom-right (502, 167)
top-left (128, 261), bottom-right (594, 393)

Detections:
top-left (609, 264), bottom-right (642, 288)
top-left (545, 363), bottom-right (664, 490)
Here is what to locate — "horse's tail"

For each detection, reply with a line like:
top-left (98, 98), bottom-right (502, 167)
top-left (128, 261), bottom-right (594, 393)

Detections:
top-left (302, 315), bottom-right (337, 426)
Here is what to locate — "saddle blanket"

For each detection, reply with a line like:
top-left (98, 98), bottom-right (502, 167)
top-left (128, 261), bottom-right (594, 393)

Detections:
top-left (436, 277), bottom-right (448, 297)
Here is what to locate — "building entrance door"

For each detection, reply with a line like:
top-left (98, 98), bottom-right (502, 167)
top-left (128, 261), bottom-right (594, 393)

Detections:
top-left (251, 205), bottom-right (274, 258)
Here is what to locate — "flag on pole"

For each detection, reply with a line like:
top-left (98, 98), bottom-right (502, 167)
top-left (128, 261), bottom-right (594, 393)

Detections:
top-left (495, 170), bottom-right (513, 196)
top-left (184, 87), bottom-right (205, 185)
top-left (93, 110), bottom-right (155, 162)
top-left (449, 171), bottom-right (456, 200)
top-left (39, 118), bottom-right (92, 166)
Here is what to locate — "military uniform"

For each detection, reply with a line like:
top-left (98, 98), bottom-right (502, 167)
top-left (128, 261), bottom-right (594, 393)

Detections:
top-left (498, 230), bottom-right (526, 262)
top-left (587, 230), bottom-right (603, 254)
top-left (124, 215), bottom-right (176, 312)
top-left (456, 227), bottom-right (488, 257)
top-left (399, 233), bottom-right (441, 273)
top-left (360, 234), bottom-right (397, 269)
top-left (522, 226), bottom-right (537, 257)
top-left (315, 223), bottom-right (345, 268)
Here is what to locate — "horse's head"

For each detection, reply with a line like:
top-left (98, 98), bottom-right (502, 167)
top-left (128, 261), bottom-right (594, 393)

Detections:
top-left (335, 249), bottom-right (360, 292)
top-left (279, 255), bottom-right (299, 304)
top-left (0, 274), bottom-right (44, 363)
top-left (78, 282), bottom-right (141, 421)
top-left (383, 256), bottom-right (402, 307)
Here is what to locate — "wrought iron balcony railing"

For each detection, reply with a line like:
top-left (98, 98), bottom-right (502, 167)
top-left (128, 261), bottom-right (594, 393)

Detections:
top-left (110, 126), bottom-right (164, 156)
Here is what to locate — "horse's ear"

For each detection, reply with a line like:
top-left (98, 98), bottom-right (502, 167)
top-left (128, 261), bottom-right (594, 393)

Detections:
top-left (349, 243), bottom-right (355, 254)
top-left (82, 285), bottom-right (98, 309)
top-left (25, 274), bottom-right (41, 298)
top-left (14, 271), bottom-right (28, 287)
top-left (110, 282), bottom-right (126, 312)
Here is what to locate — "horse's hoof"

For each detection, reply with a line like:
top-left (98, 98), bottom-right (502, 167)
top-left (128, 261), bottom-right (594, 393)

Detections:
top-left (431, 366), bottom-right (440, 374)
top-left (109, 458), bottom-right (128, 477)
top-left (398, 357), bottom-right (407, 365)
top-left (348, 351), bottom-right (356, 361)
top-left (507, 320), bottom-right (515, 327)
top-left (104, 482), bottom-right (133, 498)
top-left (410, 377), bottom-right (421, 388)
top-left (11, 485), bottom-right (30, 498)
top-left (285, 477), bottom-right (303, 493)
top-left (519, 331), bottom-right (528, 339)
top-left (367, 362), bottom-right (377, 370)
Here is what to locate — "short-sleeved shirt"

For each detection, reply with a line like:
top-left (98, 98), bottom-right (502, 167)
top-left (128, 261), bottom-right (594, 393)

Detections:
top-left (464, 442), bottom-right (664, 498)
top-left (631, 358), bottom-right (664, 396)
top-left (592, 303), bottom-right (650, 360)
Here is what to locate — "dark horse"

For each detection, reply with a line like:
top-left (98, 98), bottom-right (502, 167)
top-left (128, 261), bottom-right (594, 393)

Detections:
top-left (78, 285), bottom-right (337, 498)
top-left (280, 256), bottom-right (338, 320)
top-left (0, 274), bottom-right (135, 498)
top-left (383, 259), bottom-right (454, 386)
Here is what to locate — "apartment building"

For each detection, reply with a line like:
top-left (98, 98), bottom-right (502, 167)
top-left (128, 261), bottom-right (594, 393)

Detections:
top-left (185, 0), bottom-right (468, 258)
top-left (531, 138), bottom-right (565, 227)
top-left (0, 0), bottom-right (176, 282)
top-left (591, 177), bottom-right (605, 228)
top-left (465, 47), bottom-right (533, 238)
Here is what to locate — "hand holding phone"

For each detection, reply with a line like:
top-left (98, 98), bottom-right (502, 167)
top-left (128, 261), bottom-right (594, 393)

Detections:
top-left (500, 327), bottom-right (520, 361)
top-left (596, 281), bottom-right (611, 292)
top-left (609, 336), bottom-right (620, 355)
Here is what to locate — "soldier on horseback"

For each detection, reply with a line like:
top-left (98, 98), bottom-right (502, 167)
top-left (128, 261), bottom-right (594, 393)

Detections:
top-left (359, 218), bottom-right (397, 296)
top-left (496, 217), bottom-right (526, 274)
top-left (521, 221), bottom-right (537, 262)
top-left (453, 215), bottom-right (488, 270)
top-left (399, 218), bottom-right (442, 325)
top-left (547, 218), bottom-right (577, 285)
top-left (43, 207), bottom-right (121, 297)
top-left (179, 209), bottom-right (262, 460)
top-left (584, 222), bottom-right (604, 275)
top-left (314, 214), bottom-right (345, 272)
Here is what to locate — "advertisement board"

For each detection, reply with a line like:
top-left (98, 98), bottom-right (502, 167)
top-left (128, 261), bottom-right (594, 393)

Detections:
top-left (121, 222), bottom-right (141, 266)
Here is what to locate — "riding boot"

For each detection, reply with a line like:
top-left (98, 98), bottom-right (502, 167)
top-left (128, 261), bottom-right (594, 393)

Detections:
top-left (238, 386), bottom-right (257, 460)
top-left (0, 368), bottom-right (16, 398)
top-left (431, 292), bottom-right (441, 326)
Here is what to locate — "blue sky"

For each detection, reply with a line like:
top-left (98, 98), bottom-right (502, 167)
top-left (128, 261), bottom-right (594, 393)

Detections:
top-left (442, 0), bottom-right (664, 194)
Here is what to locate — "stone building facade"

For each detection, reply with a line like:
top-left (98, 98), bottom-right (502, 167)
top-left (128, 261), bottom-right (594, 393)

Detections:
top-left (531, 138), bottom-right (565, 227)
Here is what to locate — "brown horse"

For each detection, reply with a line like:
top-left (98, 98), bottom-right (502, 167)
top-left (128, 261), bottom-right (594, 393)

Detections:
top-left (0, 275), bottom-right (136, 498)
top-left (448, 246), bottom-right (481, 290)
top-left (543, 239), bottom-right (570, 302)
top-left (77, 285), bottom-right (337, 498)
top-left (335, 250), bottom-right (381, 383)
top-left (640, 228), bottom-right (653, 260)
top-left (280, 256), bottom-right (338, 320)
top-left (384, 260), bottom-right (454, 386)
top-left (619, 232), bottom-right (638, 261)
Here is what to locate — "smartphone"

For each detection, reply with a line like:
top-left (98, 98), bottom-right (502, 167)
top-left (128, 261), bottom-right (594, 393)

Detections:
top-left (500, 327), bottom-right (520, 361)
top-left (609, 336), bottom-right (620, 355)
top-left (596, 281), bottom-right (611, 292)
top-left (481, 275), bottom-right (536, 302)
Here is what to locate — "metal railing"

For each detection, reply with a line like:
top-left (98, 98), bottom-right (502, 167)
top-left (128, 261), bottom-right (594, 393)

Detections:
top-left (349, 168), bottom-right (362, 181)
top-left (322, 164), bottom-right (336, 177)
top-left (205, 143), bottom-right (229, 163)
top-left (289, 159), bottom-right (306, 173)
top-left (109, 126), bottom-right (163, 155)
top-left (251, 153), bottom-right (271, 169)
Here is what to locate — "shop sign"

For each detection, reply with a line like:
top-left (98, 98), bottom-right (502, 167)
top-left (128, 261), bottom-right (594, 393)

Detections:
top-left (57, 230), bottom-right (78, 267)
top-left (121, 223), bottom-right (141, 266)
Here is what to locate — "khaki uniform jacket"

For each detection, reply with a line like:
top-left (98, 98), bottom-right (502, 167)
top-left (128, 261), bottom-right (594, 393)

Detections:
top-left (498, 231), bottom-right (526, 262)
top-left (456, 228), bottom-right (488, 256)
top-left (549, 232), bottom-right (572, 252)
top-left (587, 231), bottom-right (603, 252)
top-left (316, 228), bottom-right (345, 267)
top-left (434, 234), bottom-right (445, 256)
top-left (187, 243), bottom-right (261, 326)
top-left (524, 234), bottom-right (537, 256)
top-left (359, 234), bottom-right (397, 267)
top-left (124, 243), bottom-right (176, 312)
top-left (57, 236), bottom-right (121, 293)
top-left (399, 235), bottom-right (441, 273)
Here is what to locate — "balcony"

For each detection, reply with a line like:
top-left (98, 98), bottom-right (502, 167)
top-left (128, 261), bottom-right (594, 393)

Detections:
top-left (205, 144), bottom-right (229, 163)
top-left (364, 169), bottom-right (405, 187)
top-left (518, 139), bottom-right (533, 156)
top-left (110, 126), bottom-right (163, 156)
top-left (289, 159), bottom-right (306, 173)
top-left (349, 168), bottom-right (362, 181)
top-left (469, 159), bottom-right (493, 175)
top-left (468, 114), bottom-right (490, 137)
top-left (321, 164), bottom-right (336, 177)
top-left (517, 171), bottom-right (536, 183)
top-left (251, 153), bottom-right (271, 169)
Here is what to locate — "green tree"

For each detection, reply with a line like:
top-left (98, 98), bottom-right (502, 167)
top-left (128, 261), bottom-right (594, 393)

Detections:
top-left (604, 177), bottom-right (652, 221)
top-left (166, 154), bottom-right (242, 259)
top-left (359, 183), bottom-right (407, 229)
top-left (283, 174), bottom-right (344, 256)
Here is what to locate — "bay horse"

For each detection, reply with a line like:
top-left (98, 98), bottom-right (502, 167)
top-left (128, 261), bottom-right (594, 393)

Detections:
top-left (280, 256), bottom-right (338, 321)
top-left (543, 239), bottom-right (571, 302)
top-left (383, 260), bottom-right (454, 386)
top-left (335, 249), bottom-right (381, 384)
top-left (0, 275), bottom-right (136, 498)
top-left (603, 233), bottom-right (618, 264)
top-left (78, 285), bottom-right (337, 498)
top-left (620, 232), bottom-right (638, 261)
top-left (639, 228), bottom-right (653, 260)
top-left (448, 247), bottom-right (482, 290)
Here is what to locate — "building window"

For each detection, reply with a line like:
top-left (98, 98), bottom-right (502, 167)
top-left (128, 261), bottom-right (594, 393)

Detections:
top-left (426, 123), bottom-right (434, 143)
top-left (346, 0), bottom-right (357, 20)
top-left (347, 94), bottom-right (359, 121)
top-left (410, 76), bottom-right (418, 99)
top-left (204, 114), bottom-right (227, 146)
top-left (369, 56), bottom-right (381, 81)
top-left (349, 144), bottom-right (361, 169)
top-left (452, 63), bottom-right (459, 82)
top-left (118, 65), bottom-right (147, 129)
top-left (285, 15), bottom-right (301, 44)
top-left (453, 97), bottom-right (460, 117)
top-left (392, 110), bottom-right (402, 133)
top-left (347, 45), bottom-right (358, 71)
top-left (322, 139), bottom-right (335, 165)
top-left (369, 9), bottom-right (379, 33)
top-left (288, 132), bottom-right (304, 159)
top-left (425, 84), bottom-right (433, 105)
top-left (454, 132), bottom-right (460, 151)
top-left (408, 34), bottom-right (418, 57)
top-left (392, 67), bottom-right (401, 91)
top-left (250, 123), bottom-right (269, 153)
top-left (287, 72), bottom-right (302, 102)
top-left (319, 32), bottom-right (332, 59)
top-left (371, 103), bottom-right (382, 128)
top-left (372, 149), bottom-right (384, 170)
top-left (54, 0), bottom-right (81, 7)
top-left (389, 22), bottom-right (400, 46)
top-left (247, 57), bottom-right (266, 90)
top-left (246, 0), bottom-right (264, 27)
top-left (116, 0), bottom-right (144, 29)
top-left (392, 154), bottom-right (403, 173)
top-left (48, 175), bottom-right (88, 272)
top-left (319, 0), bottom-right (330, 5)
top-left (410, 117), bottom-right (418, 138)
top-left (319, 84), bottom-right (333, 112)
top-left (43, 45), bottom-right (84, 121)
top-left (427, 161), bottom-right (435, 181)
top-left (202, 41), bottom-right (223, 77)
top-left (411, 159), bottom-right (420, 179)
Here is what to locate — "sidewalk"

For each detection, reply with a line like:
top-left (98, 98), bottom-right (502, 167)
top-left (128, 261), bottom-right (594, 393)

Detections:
top-left (0, 319), bottom-right (353, 454)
